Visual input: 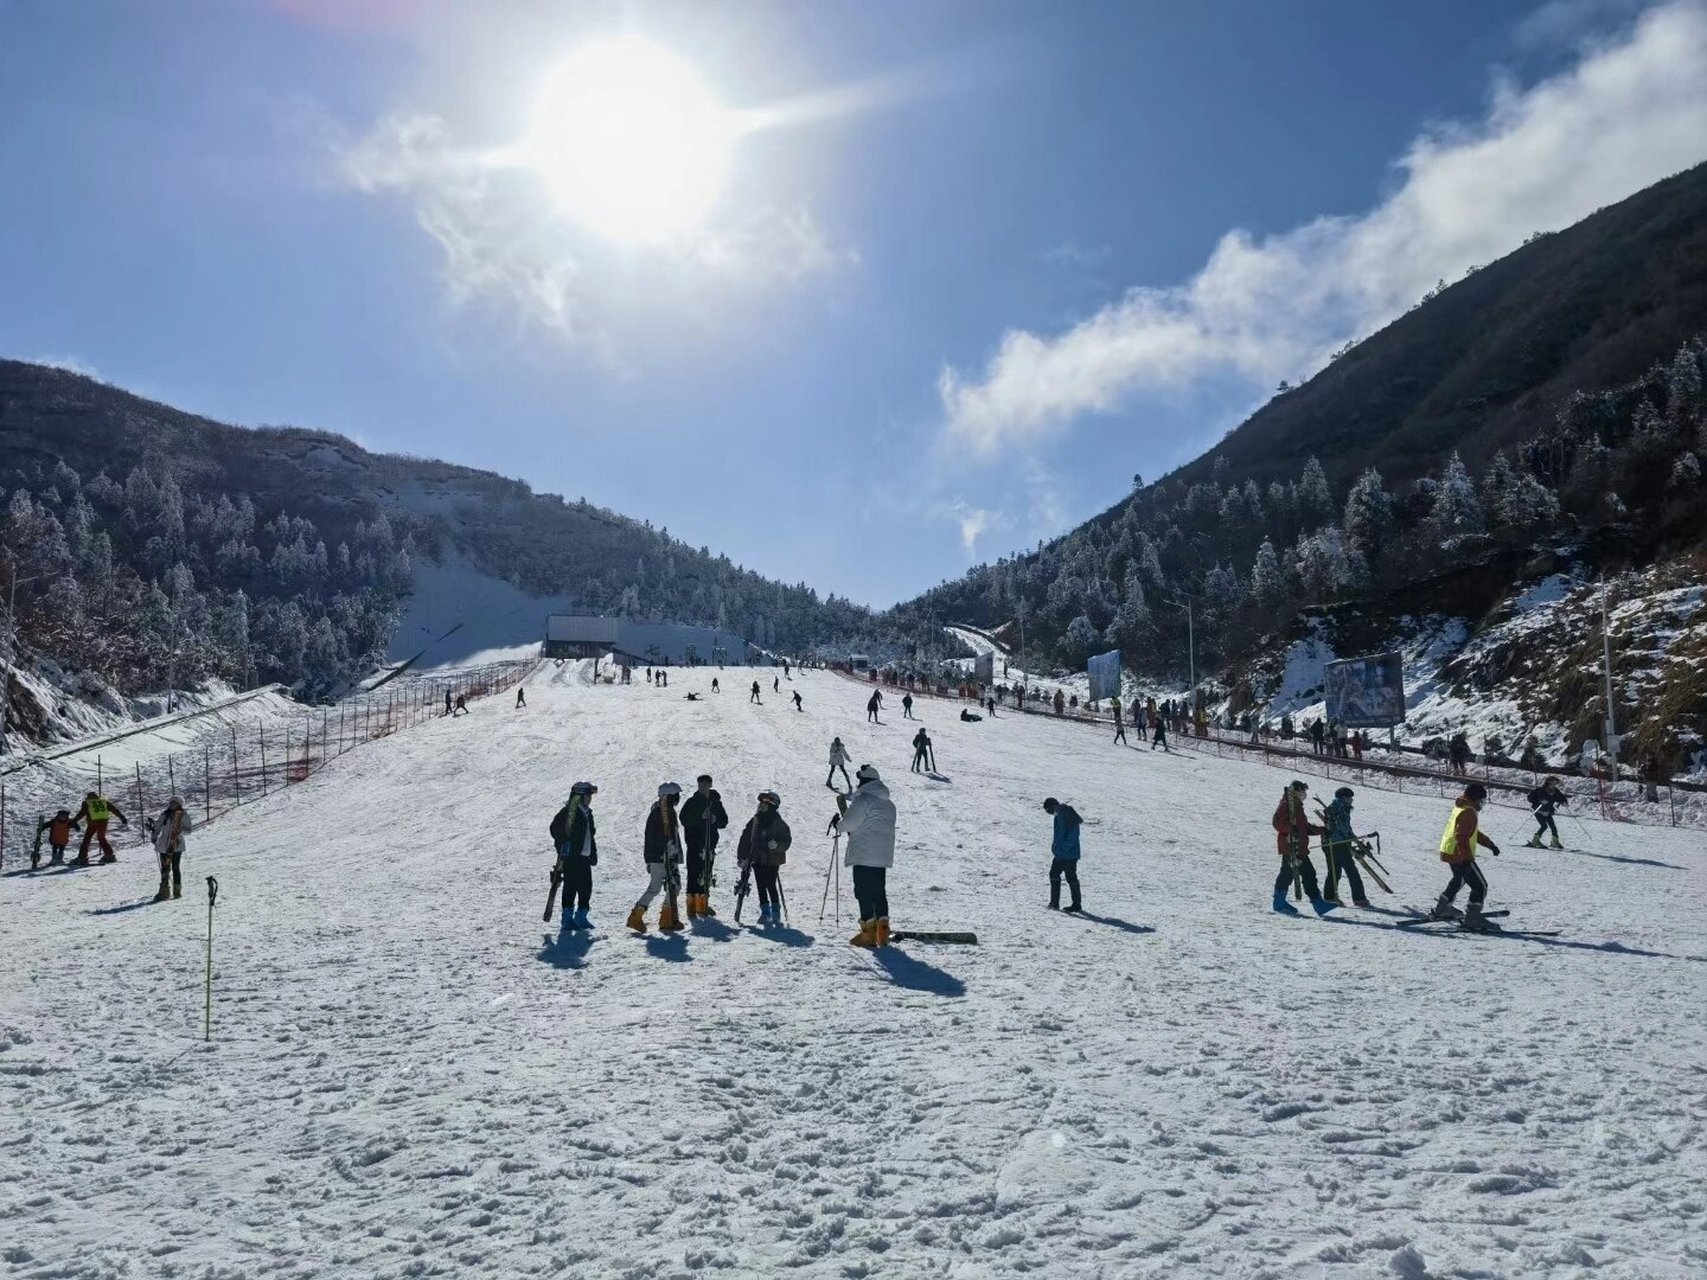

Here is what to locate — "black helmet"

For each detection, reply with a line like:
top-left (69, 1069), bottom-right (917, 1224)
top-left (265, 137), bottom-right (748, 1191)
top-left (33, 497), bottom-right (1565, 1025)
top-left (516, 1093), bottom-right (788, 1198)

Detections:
top-left (1465, 782), bottom-right (1488, 802)
top-left (1043, 797), bottom-right (1059, 811)
top-left (570, 781), bottom-right (596, 797)
top-left (1334, 787), bottom-right (1354, 800)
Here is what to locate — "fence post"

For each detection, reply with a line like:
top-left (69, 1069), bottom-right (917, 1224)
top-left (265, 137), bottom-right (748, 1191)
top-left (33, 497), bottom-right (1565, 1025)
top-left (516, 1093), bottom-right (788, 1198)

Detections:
top-left (259, 727), bottom-right (269, 795)
top-left (231, 727), bottom-right (240, 804)
top-left (1, 779), bottom-right (6, 870)
top-left (167, 754), bottom-right (176, 798)
top-left (135, 762), bottom-right (144, 822)
top-left (204, 746), bottom-right (211, 822)
top-left (340, 704), bottom-right (346, 755)
top-left (98, 756), bottom-right (104, 793)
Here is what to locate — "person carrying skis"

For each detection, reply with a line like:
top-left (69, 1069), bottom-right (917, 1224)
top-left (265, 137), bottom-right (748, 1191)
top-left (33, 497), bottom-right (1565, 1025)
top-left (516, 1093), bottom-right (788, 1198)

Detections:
top-left (1525, 777), bottom-right (1567, 849)
top-left (833, 764), bottom-right (896, 948)
top-left (867, 691), bottom-right (882, 724)
top-left (629, 783), bottom-right (687, 934)
top-left (792, 690), bottom-right (803, 712)
top-left (147, 796), bottom-right (192, 902)
top-left (902, 693), bottom-right (914, 719)
top-left (1271, 780), bottom-right (1334, 915)
top-left (736, 789), bottom-right (793, 926)
top-left (750, 681), bottom-right (762, 704)
top-left (1042, 797), bottom-right (1083, 913)
top-left (826, 736), bottom-right (853, 791)
top-left (1431, 781), bottom-right (1501, 930)
top-left (910, 727), bottom-right (934, 773)
top-left (680, 774), bottom-right (729, 918)
top-left (549, 782), bottom-right (598, 930)
top-left (71, 791), bottom-right (128, 865)
top-left (34, 808), bottom-right (78, 869)
top-left (1319, 786), bottom-right (1370, 907)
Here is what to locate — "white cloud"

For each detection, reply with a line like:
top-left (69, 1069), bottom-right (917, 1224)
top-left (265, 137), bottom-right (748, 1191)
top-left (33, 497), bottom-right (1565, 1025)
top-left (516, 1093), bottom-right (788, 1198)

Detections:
top-left (941, 0), bottom-right (1707, 455)
top-left (340, 111), bottom-right (852, 350)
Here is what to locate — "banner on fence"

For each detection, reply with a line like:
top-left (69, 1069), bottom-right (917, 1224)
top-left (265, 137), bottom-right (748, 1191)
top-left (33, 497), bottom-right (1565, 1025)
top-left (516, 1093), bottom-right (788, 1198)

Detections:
top-left (1086, 650), bottom-right (1122, 701)
top-left (973, 652), bottom-right (994, 685)
top-left (1324, 652), bottom-right (1406, 728)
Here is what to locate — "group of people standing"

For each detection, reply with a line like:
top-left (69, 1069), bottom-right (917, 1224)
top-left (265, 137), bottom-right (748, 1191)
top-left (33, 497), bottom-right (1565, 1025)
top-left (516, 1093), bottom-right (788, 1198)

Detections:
top-left (26, 789), bottom-right (192, 904)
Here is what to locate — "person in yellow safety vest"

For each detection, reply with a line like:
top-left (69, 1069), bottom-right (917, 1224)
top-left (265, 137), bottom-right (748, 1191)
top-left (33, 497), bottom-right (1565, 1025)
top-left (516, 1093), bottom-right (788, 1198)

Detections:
top-left (71, 791), bottom-right (129, 865)
top-left (1431, 782), bottom-right (1501, 931)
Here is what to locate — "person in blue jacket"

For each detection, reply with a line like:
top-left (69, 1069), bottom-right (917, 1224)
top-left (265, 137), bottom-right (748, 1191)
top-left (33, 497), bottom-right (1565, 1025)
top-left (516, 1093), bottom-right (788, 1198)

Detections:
top-left (1042, 797), bottom-right (1083, 913)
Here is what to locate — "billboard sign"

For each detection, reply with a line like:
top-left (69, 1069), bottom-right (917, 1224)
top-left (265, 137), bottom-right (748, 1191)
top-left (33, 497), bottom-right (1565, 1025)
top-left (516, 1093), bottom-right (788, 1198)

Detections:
top-left (1324, 652), bottom-right (1406, 728)
top-left (1086, 650), bottom-right (1122, 701)
top-left (974, 652), bottom-right (995, 685)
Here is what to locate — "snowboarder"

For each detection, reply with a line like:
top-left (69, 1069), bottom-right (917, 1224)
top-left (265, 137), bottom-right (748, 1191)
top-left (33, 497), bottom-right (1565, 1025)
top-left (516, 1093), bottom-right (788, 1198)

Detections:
top-left (1271, 780), bottom-right (1334, 915)
top-left (792, 690), bottom-right (804, 712)
top-left (736, 790), bottom-right (793, 926)
top-left (681, 775), bottom-right (729, 919)
top-left (452, 693), bottom-right (469, 716)
top-left (902, 693), bottom-right (914, 719)
top-left (1319, 786), bottom-right (1369, 907)
top-left (711, 677), bottom-right (720, 694)
top-left (826, 736), bottom-right (853, 791)
top-left (629, 783), bottom-right (686, 934)
top-left (1431, 782), bottom-right (1501, 930)
top-left (1525, 777), bottom-right (1568, 848)
top-left (147, 796), bottom-right (192, 902)
top-left (959, 709), bottom-right (982, 722)
top-left (34, 809), bottom-right (78, 869)
top-left (750, 681), bottom-right (762, 704)
top-left (867, 691), bottom-right (882, 724)
top-left (910, 727), bottom-right (935, 774)
top-left (1042, 797), bottom-right (1083, 912)
top-left (70, 791), bottom-right (128, 865)
top-left (549, 782), bottom-right (598, 930)
top-left (516, 686), bottom-right (526, 708)
top-left (833, 764), bottom-right (896, 948)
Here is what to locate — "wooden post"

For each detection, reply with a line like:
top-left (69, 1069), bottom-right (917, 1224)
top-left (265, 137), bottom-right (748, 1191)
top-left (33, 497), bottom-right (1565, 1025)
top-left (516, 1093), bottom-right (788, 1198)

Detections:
top-left (340, 704), bottom-right (346, 755)
top-left (97, 756), bottom-right (104, 792)
top-left (167, 754), bottom-right (176, 799)
top-left (204, 746), bottom-right (211, 822)
top-left (230, 726), bottom-right (240, 803)
top-left (259, 726), bottom-right (269, 795)
top-left (135, 762), bottom-right (144, 821)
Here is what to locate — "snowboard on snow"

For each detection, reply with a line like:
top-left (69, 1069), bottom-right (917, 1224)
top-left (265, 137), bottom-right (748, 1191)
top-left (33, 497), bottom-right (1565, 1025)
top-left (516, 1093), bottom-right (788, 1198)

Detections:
top-left (887, 930), bottom-right (978, 945)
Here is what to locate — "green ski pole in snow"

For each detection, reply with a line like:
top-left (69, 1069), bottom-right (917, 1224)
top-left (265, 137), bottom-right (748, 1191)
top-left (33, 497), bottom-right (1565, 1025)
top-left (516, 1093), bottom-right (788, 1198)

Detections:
top-left (204, 876), bottom-right (219, 1041)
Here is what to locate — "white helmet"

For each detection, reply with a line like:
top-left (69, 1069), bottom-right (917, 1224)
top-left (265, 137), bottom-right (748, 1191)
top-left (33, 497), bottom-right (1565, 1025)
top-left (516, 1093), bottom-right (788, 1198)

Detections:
top-left (658, 781), bottom-right (682, 798)
top-left (856, 764), bottom-right (880, 783)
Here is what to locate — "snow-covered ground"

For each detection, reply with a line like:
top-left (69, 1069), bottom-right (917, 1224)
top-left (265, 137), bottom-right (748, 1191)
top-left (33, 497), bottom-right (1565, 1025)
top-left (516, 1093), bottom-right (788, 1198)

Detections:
top-left (3, 664), bottom-right (1704, 1278)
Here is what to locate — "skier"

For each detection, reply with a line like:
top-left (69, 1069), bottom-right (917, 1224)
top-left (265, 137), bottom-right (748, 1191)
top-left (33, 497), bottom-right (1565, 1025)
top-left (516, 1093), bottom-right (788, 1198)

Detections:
top-left (736, 790), bottom-right (793, 926)
top-left (453, 693), bottom-right (469, 716)
top-left (1319, 786), bottom-right (1370, 908)
top-left (826, 736), bottom-right (853, 791)
top-left (1113, 702), bottom-right (1127, 745)
top-left (910, 727), bottom-right (937, 773)
top-left (549, 782), bottom-right (598, 931)
top-left (629, 783), bottom-right (686, 934)
top-left (750, 680), bottom-right (762, 704)
top-left (33, 808), bottom-right (78, 869)
top-left (711, 677), bottom-right (720, 694)
top-left (1271, 780), bottom-right (1334, 915)
top-left (902, 693), bottom-right (914, 719)
top-left (658, 669), bottom-right (668, 688)
top-left (867, 691), bottom-right (882, 724)
top-left (1431, 781), bottom-right (1501, 930)
top-left (646, 667), bottom-right (654, 684)
top-left (986, 696), bottom-right (996, 717)
top-left (1042, 797), bottom-right (1083, 913)
top-left (773, 676), bottom-right (780, 693)
top-left (833, 764), bottom-right (896, 948)
top-left (147, 795), bottom-right (192, 902)
top-left (516, 686), bottom-right (526, 709)
top-left (680, 774), bottom-right (729, 919)
top-left (1525, 777), bottom-right (1568, 848)
top-left (70, 791), bottom-right (128, 865)
top-left (792, 690), bottom-right (803, 712)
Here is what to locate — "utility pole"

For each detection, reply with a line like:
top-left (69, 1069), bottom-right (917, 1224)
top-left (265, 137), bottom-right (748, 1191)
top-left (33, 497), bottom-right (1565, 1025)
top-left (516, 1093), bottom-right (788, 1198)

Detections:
top-left (0, 556), bottom-right (48, 757)
top-left (1599, 576), bottom-right (1619, 780)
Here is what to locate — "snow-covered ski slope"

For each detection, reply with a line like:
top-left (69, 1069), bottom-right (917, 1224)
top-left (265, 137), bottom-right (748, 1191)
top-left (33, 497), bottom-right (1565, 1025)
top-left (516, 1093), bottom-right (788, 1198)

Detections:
top-left (4, 665), bottom-right (1704, 1279)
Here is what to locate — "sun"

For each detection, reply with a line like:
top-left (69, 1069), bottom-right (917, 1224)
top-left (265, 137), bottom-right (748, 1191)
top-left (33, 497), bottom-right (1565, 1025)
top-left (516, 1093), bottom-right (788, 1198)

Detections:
top-left (523, 35), bottom-right (737, 245)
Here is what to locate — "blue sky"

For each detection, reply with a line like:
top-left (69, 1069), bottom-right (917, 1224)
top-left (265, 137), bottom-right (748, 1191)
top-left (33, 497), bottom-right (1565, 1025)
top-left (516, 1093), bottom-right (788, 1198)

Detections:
top-left (5, 0), bottom-right (1706, 605)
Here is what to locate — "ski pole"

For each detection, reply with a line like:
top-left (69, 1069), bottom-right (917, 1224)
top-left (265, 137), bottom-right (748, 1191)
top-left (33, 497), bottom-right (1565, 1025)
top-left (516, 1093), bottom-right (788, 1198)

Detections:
top-left (820, 830), bottom-right (839, 921)
top-left (204, 876), bottom-right (219, 1042)
top-left (777, 879), bottom-right (789, 927)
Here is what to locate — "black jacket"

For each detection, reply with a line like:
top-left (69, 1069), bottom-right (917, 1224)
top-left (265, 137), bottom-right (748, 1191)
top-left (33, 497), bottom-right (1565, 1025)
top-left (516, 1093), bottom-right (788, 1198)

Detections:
top-left (644, 802), bottom-right (684, 865)
top-left (737, 811), bottom-right (793, 867)
top-left (680, 790), bottom-right (729, 854)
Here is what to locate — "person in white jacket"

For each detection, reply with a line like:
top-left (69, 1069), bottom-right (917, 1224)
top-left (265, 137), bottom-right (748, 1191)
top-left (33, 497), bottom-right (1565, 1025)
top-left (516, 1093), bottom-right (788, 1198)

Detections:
top-left (834, 764), bottom-right (896, 948)
top-left (148, 795), bottom-right (193, 902)
top-left (826, 736), bottom-right (853, 792)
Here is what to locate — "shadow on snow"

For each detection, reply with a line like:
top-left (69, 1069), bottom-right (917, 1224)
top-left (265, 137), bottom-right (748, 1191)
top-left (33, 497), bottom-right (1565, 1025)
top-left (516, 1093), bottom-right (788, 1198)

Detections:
top-left (1065, 911), bottom-right (1155, 936)
top-left (869, 947), bottom-right (966, 997)
top-left (744, 925), bottom-right (815, 948)
top-left (85, 899), bottom-right (157, 916)
top-left (1325, 913), bottom-right (1706, 962)
top-left (537, 932), bottom-right (592, 969)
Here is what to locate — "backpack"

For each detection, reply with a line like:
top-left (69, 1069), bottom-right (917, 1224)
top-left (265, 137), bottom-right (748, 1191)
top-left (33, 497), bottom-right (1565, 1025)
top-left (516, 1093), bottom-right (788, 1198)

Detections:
top-left (549, 802), bottom-right (573, 846)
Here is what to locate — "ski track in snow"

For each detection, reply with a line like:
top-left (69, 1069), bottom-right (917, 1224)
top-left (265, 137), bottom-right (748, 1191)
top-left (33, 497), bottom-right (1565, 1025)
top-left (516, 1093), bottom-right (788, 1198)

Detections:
top-left (3, 665), bottom-right (1705, 1279)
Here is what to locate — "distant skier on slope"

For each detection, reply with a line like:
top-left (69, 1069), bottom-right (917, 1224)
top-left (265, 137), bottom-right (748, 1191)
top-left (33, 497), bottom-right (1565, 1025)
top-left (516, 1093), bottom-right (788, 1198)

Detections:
top-left (1271, 780), bottom-right (1333, 916)
top-left (902, 693), bottom-right (914, 719)
top-left (751, 681), bottom-right (762, 704)
top-left (1525, 777), bottom-right (1567, 849)
top-left (1150, 710), bottom-right (1169, 752)
top-left (629, 783), bottom-right (687, 934)
top-left (146, 796), bottom-right (192, 902)
top-left (826, 736), bottom-right (853, 791)
top-left (1112, 700), bottom-right (1127, 746)
top-left (34, 809), bottom-right (78, 869)
top-left (910, 727), bottom-right (935, 774)
top-left (737, 789), bottom-right (793, 926)
top-left (515, 687), bottom-right (526, 708)
top-left (453, 694), bottom-right (469, 716)
top-left (549, 782), bottom-right (598, 931)
top-left (444, 689), bottom-right (453, 716)
top-left (681, 775), bottom-right (729, 919)
top-left (867, 691), bottom-right (882, 724)
top-left (1042, 797), bottom-right (1083, 913)
top-left (833, 764), bottom-right (896, 948)
top-left (773, 676), bottom-right (780, 693)
top-left (711, 677), bottom-right (720, 694)
top-left (70, 791), bottom-right (128, 865)
top-left (792, 690), bottom-right (803, 712)
top-left (1430, 782), bottom-right (1501, 931)
top-left (1319, 786), bottom-right (1370, 907)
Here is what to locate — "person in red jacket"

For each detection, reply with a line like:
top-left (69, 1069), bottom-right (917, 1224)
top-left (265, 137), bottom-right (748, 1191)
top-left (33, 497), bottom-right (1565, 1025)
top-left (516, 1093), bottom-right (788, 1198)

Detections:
top-left (1271, 780), bottom-right (1335, 916)
top-left (1431, 782), bottom-right (1501, 930)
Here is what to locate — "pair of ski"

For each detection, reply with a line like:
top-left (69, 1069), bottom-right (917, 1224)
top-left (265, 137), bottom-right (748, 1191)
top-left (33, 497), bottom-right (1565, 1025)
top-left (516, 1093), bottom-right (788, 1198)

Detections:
top-left (1393, 909), bottom-right (1560, 938)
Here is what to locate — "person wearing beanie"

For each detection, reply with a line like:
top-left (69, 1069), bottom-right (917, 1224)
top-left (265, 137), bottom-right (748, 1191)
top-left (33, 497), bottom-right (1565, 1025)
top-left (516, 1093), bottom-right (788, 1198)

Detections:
top-left (1432, 781), bottom-right (1501, 930)
top-left (147, 795), bottom-right (192, 902)
top-left (1042, 798), bottom-right (1083, 913)
top-left (630, 782), bottom-right (686, 933)
top-left (736, 790), bottom-right (793, 926)
top-left (1320, 786), bottom-right (1369, 907)
top-left (1271, 780), bottom-right (1333, 916)
top-left (548, 782), bottom-right (599, 931)
top-left (833, 764), bottom-right (896, 947)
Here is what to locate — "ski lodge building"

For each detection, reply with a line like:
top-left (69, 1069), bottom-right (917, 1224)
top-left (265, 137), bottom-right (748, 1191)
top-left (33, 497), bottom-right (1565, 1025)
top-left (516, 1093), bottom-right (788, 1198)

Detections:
top-left (543, 615), bottom-right (755, 666)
